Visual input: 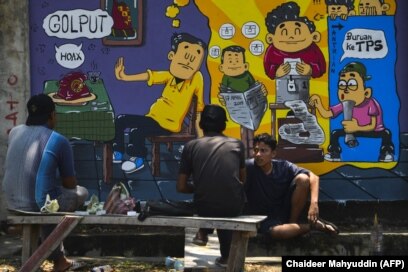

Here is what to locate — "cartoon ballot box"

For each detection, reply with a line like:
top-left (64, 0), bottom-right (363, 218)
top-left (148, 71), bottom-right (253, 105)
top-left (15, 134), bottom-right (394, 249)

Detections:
top-left (275, 74), bottom-right (310, 103)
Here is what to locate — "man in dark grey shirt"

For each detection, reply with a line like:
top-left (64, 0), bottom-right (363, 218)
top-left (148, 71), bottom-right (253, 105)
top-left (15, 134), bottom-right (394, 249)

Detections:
top-left (177, 104), bottom-right (246, 267)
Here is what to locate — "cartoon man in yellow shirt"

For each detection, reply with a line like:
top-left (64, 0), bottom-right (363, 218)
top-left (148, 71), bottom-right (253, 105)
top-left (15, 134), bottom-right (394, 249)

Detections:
top-left (114, 32), bottom-right (207, 173)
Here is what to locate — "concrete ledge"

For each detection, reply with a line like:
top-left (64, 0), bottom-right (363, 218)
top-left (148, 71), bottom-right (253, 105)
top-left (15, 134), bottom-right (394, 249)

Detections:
top-left (247, 231), bottom-right (408, 256)
top-left (309, 200), bottom-right (408, 231)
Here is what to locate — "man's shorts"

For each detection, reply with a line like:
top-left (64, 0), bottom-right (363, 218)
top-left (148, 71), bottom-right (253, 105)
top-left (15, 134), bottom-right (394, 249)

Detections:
top-left (257, 178), bottom-right (297, 234)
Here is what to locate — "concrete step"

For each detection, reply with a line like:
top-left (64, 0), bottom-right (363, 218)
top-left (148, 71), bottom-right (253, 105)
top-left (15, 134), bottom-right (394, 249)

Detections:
top-left (247, 231), bottom-right (408, 256)
top-left (3, 227), bottom-right (407, 258)
top-left (59, 229), bottom-right (408, 258)
top-left (304, 200), bottom-right (408, 231)
top-left (58, 200), bottom-right (408, 257)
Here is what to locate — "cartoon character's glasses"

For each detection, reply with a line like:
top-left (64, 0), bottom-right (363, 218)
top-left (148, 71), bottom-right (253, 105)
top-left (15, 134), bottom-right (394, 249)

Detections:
top-left (338, 79), bottom-right (358, 91)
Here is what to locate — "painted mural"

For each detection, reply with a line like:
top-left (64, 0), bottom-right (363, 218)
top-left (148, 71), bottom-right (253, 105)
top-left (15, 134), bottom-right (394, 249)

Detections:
top-left (29, 0), bottom-right (402, 176)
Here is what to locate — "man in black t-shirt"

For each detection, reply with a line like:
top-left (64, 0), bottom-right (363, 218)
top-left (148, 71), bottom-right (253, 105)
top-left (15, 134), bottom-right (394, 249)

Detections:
top-left (177, 104), bottom-right (246, 267)
top-left (245, 133), bottom-right (339, 239)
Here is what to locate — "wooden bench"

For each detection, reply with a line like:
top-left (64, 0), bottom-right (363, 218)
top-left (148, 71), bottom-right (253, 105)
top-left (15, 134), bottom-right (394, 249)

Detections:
top-left (7, 213), bottom-right (266, 272)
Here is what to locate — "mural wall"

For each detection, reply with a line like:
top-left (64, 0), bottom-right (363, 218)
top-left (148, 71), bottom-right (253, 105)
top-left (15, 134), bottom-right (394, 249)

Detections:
top-left (28, 0), bottom-right (405, 175)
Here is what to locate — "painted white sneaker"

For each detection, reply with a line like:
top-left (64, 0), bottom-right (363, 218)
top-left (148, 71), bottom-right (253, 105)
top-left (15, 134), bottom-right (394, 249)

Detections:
top-left (121, 157), bottom-right (144, 173)
top-left (113, 151), bottom-right (123, 164)
top-left (379, 152), bottom-right (394, 162)
top-left (324, 152), bottom-right (341, 162)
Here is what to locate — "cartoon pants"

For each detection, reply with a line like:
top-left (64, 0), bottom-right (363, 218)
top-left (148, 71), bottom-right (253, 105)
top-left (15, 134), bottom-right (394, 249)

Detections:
top-left (327, 128), bottom-right (394, 156)
top-left (113, 115), bottom-right (171, 158)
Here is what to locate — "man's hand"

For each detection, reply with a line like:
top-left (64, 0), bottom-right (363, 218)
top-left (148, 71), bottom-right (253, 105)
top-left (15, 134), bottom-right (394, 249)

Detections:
top-left (276, 62), bottom-right (291, 78)
top-left (261, 84), bottom-right (268, 97)
top-left (308, 202), bottom-right (319, 223)
top-left (115, 57), bottom-right (126, 80)
top-left (218, 93), bottom-right (226, 106)
top-left (296, 60), bottom-right (312, 76)
top-left (342, 118), bottom-right (359, 133)
top-left (309, 94), bottom-right (322, 108)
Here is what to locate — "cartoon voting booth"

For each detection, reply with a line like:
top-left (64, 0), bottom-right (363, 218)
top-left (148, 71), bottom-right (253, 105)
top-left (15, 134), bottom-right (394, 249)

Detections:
top-left (270, 59), bottom-right (324, 163)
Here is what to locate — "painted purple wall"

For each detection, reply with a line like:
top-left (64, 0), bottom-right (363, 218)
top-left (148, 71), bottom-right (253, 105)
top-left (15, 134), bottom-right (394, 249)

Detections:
top-left (29, 0), bottom-right (211, 116)
top-left (29, 0), bottom-right (407, 131)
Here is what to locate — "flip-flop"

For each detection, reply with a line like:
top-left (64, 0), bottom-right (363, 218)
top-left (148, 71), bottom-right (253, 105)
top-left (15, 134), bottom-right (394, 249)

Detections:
top-left (55, 260), bottom-right (86, 272)
top-left (192, 230), bottom-right (208, 246)
top-left (68, 261), bottom-right (86, 271)
top-left (312, 218), bottom-right (339, 235)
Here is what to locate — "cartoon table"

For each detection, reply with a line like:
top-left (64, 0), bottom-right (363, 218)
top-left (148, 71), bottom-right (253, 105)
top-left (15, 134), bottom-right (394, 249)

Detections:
top-left (269, 103), bottom-right (323, 163)
top-left (43, 79), bottom-right (115, 182)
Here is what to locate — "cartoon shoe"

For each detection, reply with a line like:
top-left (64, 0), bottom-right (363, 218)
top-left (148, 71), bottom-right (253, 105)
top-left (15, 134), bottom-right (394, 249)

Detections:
top-left (121, 157), bottom-right (145, 173)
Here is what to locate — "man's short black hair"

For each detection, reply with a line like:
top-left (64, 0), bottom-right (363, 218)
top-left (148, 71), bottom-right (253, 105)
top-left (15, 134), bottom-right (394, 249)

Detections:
top-left (325, 0), bottom-right (355, 11)
top-left (265, 1), bottom-right (316, 34)
top-left (199, 104), bottom-right (228, 133)
top-left (221, 45), bottom-right (246, 64)
top-left (26, 94), bottom-right (55, 126)
top-left (253, 133), bottom-right (277, 151)
top-left (171, 32), bottom-right (207, 52)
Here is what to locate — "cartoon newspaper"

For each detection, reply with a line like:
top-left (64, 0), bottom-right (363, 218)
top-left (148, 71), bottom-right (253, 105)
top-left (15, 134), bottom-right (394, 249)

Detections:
top-left (219, 82), bottom-right (267, 130)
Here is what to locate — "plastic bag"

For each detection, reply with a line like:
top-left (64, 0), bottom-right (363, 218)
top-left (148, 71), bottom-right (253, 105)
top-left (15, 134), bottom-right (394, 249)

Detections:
top-left (103, 182), bottom-right (136, 214)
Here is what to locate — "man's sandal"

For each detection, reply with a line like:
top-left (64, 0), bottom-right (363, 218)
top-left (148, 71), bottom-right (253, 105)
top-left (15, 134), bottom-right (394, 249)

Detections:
top-left (311, 218), bottom-right (340, 235)
top-left (54, 260), bottom-right (86, 272)
top-left (192, 230), bottom-right (209, 246)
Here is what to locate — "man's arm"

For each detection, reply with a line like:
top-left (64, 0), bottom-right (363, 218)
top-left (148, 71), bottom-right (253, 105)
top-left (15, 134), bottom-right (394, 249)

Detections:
top-left (177, 173), bottom-right (194, 193)
top-left (308, 171), bottom-right (320, 222)
top-left (309, 94), bottom-right (333, 119)
top-left (115, 57), bottom-right (149, 82)
top-left (195, 113), bottom-right (203, 138)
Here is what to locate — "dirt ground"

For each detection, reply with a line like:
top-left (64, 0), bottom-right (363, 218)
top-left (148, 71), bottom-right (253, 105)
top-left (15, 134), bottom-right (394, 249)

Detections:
top-left (0, 257), bottom-right (282, 272)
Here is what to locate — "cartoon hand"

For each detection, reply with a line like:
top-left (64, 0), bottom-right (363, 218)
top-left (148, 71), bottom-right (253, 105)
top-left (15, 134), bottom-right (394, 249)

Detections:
top-left (366, 6), bottom-right (377, 16)
top-left (218, 93), bottom-right (226, 106)
top-left (261, 84), bottom-right (268, 97)
top-left (115, 57), bottom-right (126, 80)
top-left (296, 60), bottom-right (312, 76)
top-left (342, 118), bottom-right (359, 133)
top-left (276, 62), bottom-right (291, 78)
top-left (330, 13), bottom-right (338, 20)
top-left (309, 94), bottom-right (321, 108)
top-left (340, 13), bottom-right (348, 20)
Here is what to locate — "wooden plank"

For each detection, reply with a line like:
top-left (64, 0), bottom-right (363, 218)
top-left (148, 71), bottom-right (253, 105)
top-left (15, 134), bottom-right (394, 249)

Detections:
top-left (21, 225), bottom-right (33, 263)
top-left (226, 231), bottom-right (251, 272)
top-left (19, 216), bottom-right (83, 272)
top-left (21, 225), bottom-right (40, 263)
top-left (7, 215), bottom-right (266, 232)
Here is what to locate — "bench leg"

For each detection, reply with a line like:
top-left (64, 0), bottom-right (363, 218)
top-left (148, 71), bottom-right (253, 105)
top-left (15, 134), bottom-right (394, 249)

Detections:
top-left (21, 225), bottom-right (40, 264)
top-left (20, 216), bottom-right (83, 272)
top-left (226, 231), bottom-right (251, 272)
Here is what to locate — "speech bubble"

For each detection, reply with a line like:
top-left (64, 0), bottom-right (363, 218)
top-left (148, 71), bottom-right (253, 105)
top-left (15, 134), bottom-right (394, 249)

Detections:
top-left (55, 43), bottom-right (85, 69)
top-left (43, 9), bottom-right (113, 39)
top-left (341, 29), bottom-right (388, 61)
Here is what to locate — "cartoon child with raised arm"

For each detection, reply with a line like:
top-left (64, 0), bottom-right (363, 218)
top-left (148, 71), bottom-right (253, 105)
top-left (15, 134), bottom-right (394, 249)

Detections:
top-left (113, 32), bottom-right (207, 173)
top-left (325, 0), bottom-right (356, 20)
top-left (264, 1), bottom-right (326, 80)
top-left (358, 0), bottom-right (390, 16)
top-left (309, 62), bottom-right (395, 162)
